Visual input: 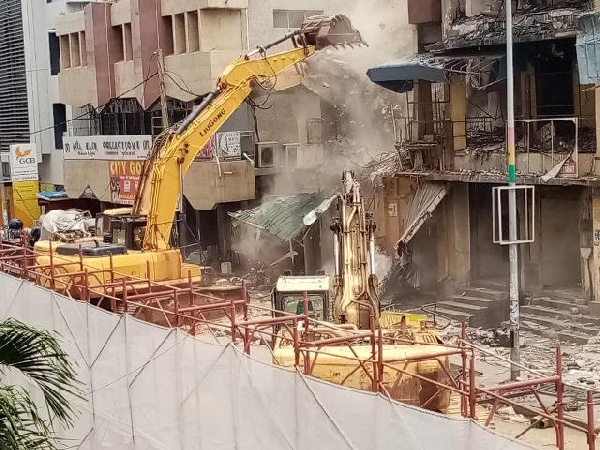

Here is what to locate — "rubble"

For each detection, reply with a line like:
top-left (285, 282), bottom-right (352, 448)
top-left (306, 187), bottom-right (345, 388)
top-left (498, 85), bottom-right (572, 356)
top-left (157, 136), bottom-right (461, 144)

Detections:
top-left (430, 4), bottom-right (590, 52)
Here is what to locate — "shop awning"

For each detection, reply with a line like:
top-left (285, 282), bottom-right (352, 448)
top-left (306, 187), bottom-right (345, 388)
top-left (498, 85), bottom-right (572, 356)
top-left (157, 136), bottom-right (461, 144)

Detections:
top-left (576, 12), bottom-right (600, 84)
top-left (398, 182), bottom-right (448, 245)
top-left (229, 193), bottom-right (334, 242)
top-left (36, 191), bottom-right (69, 202)
top-left (367, 53), bottom-right (504, 93)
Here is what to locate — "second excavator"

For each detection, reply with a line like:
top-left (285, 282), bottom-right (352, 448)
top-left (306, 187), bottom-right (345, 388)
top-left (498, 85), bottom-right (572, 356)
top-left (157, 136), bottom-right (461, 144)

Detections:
top-left (272, 172), bottom-right (452, 411)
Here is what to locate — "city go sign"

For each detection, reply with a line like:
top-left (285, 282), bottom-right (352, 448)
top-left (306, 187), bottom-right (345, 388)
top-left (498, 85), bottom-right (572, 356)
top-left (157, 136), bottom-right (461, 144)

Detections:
top-left (9, 144), bottom-right (39, 182)
top-left (63, 135), bottom-right (153, 160)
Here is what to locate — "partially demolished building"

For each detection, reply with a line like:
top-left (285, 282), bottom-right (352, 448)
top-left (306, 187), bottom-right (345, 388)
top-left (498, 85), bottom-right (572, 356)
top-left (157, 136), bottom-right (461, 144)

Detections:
top-left (367, 0), bottom-right (600, 340)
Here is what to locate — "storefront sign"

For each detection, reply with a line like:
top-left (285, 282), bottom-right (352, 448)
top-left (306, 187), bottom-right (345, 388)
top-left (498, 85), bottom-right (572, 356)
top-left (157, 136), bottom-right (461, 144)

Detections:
top-left (109, 160), bottom-right (143, 205)
top-left (196, 131), bottom-right (242, 160)
top-left (557, 156), bottom-right (577, 178)
top-left (9, 144), bottom-right (39, 182)
top-left (64, 135), bottom-right (153, 160)
top-left (12, 180), bottom-right (41, 227)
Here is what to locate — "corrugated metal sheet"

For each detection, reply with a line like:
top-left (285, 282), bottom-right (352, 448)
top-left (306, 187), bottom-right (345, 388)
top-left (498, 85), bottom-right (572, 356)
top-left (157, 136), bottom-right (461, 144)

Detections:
top-left (229, 193), bottom-right (329, 241)
top-left (576, 12), bottom-right (600, 84)
top-left (398, 182), bottom-right (448, 244)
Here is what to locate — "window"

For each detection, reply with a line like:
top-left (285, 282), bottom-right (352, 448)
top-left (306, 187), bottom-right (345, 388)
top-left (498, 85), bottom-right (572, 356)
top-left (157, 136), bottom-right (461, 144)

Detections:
top-left (162, 16), bottom-right (174, 55)
top-left (123, 23), bottom-right (133, 61)
top-left (273, 10), bottom-right (323, 29)
top-left (281, 294), bottom-right (325, 320)
top-left (53, 104), bottom-right (67, 150)
top-left (1, 162), bottom-right (10, 180)
top-left (186, 11), bottom-right (199, 53)
top-left (114, 26), bottom-right (124, 61)
top-left (60, 34), bottom-right (70, 69)
top-left (79, 31), bottom-right (87, 65)
top-left (48, 32), bottom-right (60, 75)
top-left (70, 32), bottom-right (81, 67)
top-left (173, 14), bottom-right (186, 54)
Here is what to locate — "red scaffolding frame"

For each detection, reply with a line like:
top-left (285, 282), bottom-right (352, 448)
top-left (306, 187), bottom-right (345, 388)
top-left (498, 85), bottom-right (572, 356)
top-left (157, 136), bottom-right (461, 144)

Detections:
top-left (0, 242), bottom-right (597, 449)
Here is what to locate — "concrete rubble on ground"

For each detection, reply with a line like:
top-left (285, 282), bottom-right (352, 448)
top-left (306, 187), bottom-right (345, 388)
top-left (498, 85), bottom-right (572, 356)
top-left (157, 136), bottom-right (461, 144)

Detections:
top-left (442, 320), bottom-right (600, 392)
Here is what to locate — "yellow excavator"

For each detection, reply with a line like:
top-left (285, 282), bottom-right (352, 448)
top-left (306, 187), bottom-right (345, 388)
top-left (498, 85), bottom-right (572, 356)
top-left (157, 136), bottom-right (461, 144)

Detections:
top-left (272, 172), bottom-right (452, 411)
top-left (33, 16), bottom-right (366, 295)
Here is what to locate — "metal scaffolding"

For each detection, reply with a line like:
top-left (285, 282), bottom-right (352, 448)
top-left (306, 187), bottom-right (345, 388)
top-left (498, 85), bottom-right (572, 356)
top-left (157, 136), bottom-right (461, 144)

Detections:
top-left (0, 241), bottom-right (597, 449)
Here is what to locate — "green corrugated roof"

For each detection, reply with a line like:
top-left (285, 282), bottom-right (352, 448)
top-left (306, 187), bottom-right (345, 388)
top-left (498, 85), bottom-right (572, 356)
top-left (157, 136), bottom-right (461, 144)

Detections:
top-left (229, 193), bottom-right (328, 241)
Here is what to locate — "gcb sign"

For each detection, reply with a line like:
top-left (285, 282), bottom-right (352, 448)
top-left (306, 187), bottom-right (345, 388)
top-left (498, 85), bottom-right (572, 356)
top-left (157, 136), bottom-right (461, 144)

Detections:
top-left (9, 144), bottom-right (39, 182)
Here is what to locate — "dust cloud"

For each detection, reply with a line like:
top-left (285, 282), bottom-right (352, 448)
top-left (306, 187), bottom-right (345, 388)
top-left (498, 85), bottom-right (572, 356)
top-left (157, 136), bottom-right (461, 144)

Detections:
top-left (302, 0), bottom-right (416, 170)
top-left (231, 1), bottom-right (417, 274)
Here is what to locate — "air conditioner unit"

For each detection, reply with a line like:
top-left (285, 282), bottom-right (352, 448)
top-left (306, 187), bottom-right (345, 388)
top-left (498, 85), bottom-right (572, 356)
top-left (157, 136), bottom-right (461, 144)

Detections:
top-left (283, 143), bottom-right (299, 168)
top-left (256, 141), bottom-right (281, 168)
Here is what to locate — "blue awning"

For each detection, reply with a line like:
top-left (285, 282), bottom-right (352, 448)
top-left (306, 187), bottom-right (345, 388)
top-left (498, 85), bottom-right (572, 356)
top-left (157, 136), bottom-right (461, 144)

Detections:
top-left (367, 58), bottom-right (447, 93)
top-left (367, 53), bottom-right (504, 93)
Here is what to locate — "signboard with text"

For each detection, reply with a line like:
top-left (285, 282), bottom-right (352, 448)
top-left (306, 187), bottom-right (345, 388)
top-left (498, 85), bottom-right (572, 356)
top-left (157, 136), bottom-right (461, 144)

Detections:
top-left (9, 144), bottom-right (39, 182)
top-left (109, 160), bottom-right (143, 205)
top-left (196, 131), bottom-right (242, 160)
top-left (64, 135), bottom-right (152, 160)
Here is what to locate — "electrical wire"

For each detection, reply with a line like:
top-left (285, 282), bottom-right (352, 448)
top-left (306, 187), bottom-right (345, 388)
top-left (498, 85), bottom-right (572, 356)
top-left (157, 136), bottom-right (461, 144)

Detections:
top-left (164, 70), bottom-right (204, 98)
top-left (25, 72), bottom-right (158, 138)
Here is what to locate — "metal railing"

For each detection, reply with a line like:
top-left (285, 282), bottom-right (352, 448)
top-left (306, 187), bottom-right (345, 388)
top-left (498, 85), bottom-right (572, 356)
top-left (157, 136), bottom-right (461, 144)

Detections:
top-left (514, 117), bottom-right (579, 177)
top-left (0, 240), bottom-right (597, 449)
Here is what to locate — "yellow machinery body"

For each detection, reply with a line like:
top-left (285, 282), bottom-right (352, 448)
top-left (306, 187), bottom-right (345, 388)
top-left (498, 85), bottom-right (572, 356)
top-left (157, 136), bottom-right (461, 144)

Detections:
top-left (271, 273), bottom-right (452, 411)
top-left (273, 318), bottom-right (452, 412)
top-left (34, 240), bottom-right (201, 291)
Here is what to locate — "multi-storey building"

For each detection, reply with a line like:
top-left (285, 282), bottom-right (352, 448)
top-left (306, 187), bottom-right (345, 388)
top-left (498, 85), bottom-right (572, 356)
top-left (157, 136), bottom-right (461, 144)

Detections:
top-left (0, 0), bottom-right (90, 226)
top-left (52, 0), bottom-right (359, 269)
top-left (366, 0), bottom-right (600, 337)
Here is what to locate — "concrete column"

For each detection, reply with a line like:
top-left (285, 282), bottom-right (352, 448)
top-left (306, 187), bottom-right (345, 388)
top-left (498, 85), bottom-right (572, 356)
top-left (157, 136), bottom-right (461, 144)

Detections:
top-left (449, 75), bottom-right (467, 152)
top-left (580, 188), bottom-right (593, 301)
top-left (594, 86), bottom-right (600, 175)
top-left (216, 204), bottom-right (230, 266)
top-left (590, 191), bottom-right (600, 314)
top-left (446, 183), bottom-right (470, 287)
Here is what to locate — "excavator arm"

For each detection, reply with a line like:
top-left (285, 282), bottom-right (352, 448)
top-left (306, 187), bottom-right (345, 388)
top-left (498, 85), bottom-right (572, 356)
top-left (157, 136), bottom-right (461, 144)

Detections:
top-left (133, 15), bottom-right (365, 251)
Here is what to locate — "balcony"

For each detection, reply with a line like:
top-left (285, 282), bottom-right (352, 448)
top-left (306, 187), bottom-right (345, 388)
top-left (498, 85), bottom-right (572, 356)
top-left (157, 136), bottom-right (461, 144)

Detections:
top-left (55, 9), bottom-right (85, 36)
top-left (436, 0), bottom-right (592, 51)
top-left (185, 161), bottom-right (255, 210)
top-left (453, 116), bottom-right (596, 182)
top-left (161, 0), bottom-right (247, 16)
top-left (164, 51), bottom-right (240, 102)
top-left (114, 60), bottom-right (140, 100)
top-left (58, 66), bottom-right (98, 107)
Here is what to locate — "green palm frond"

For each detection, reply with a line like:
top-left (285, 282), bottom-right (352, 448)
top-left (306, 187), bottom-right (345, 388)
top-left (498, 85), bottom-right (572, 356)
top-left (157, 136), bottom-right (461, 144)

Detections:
top-left (0, 385), bottom-right (57, 450)
top-left (0, 318), bottom-right (81, 428)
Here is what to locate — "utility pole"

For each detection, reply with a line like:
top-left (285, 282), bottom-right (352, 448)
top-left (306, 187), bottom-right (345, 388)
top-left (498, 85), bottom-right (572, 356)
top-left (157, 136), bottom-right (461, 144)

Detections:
top-left (156, 48), bottom-right (169, 131)
top-left (156, 48), bottom-right (187, 252)
top-left (506, 0), bottom-right (520, 380)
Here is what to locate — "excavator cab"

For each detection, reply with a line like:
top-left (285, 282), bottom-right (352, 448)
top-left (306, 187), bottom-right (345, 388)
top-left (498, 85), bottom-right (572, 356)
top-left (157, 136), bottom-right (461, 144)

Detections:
top-left (272, 275), bottom-right (331, 322)
top-left (95, 208), bottom-right (147, 252)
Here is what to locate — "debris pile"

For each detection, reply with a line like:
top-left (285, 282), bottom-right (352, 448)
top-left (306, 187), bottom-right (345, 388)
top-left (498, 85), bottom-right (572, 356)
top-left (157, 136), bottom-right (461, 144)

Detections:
top-left (431, 2), bottom-right (590, 51)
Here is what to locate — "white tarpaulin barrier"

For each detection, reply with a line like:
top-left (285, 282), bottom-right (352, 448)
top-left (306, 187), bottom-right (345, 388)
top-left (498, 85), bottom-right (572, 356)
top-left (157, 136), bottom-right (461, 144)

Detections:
top-left (0, 272), bottom-right (535, 449)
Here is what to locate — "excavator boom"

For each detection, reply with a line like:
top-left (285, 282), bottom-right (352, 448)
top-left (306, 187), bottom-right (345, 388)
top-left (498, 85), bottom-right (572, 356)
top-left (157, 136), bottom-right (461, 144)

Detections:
top-left (134, 15), bottom-right (365, 251)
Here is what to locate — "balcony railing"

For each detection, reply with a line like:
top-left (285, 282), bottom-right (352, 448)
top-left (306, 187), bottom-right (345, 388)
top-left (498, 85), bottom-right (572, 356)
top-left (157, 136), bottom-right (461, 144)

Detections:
top-left (514, 117), bottom-right (579, 177)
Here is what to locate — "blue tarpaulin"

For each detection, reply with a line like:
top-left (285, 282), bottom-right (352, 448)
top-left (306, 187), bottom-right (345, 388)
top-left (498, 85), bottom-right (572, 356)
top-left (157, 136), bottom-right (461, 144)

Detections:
top-left (576, 12), bottom-right (600, 84)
